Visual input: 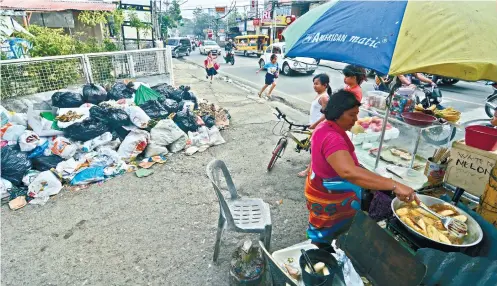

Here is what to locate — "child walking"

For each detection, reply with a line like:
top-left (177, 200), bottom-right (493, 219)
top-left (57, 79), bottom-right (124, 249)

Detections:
top-left (256, 54), bottom-right (279, 101)
top-left (204, 51), bottom-right (218, 84)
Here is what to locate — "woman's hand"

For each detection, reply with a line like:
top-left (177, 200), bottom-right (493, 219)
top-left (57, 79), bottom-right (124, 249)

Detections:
top-left (393, 182), bottom-right (419, 204)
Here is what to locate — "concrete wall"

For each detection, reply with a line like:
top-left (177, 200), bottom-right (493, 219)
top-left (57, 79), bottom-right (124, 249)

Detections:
top-left (72, 11), bottom-right (105, 41)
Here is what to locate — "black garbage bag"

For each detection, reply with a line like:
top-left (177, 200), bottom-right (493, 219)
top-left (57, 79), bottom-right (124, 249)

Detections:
top-left (1, 145), bottom-right (32, 186)
top-left (9, 185), bottom-right (30, 201)
top-left (168, 89), bottom-right (183, 102)
top-left (52, 91), bottom-right (84, 108)
top-left (161, 98), bottom-right (179, 113)
top-left (90, 106), bottom-right (131, 128)
top-left (31, 155), bottom-right (64, 172)
top-left (83, 83), bottom-right (108, 104)
top-left (173, 110), bottom-right (199, 133)
top-left (152, 83), bottom-right (174, 97)
top-left (202, 115), bottom-right (216, 128)
top-left (63, 118), bottom-right (109, 142)
top-left (112, 127), bottom-right (131, 141)
top-left (139, 100), bottom-right (169, 119)
top-left (107, 82), bottom-right (135, 100)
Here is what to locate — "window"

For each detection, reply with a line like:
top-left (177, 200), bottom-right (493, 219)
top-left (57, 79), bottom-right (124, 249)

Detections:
top-left (204, 41), bottom-right (217, 46)
top-left (180, 39), bottom-right (190, 46)
top-left (272, 46), bottom-right (281, 54)
top-left (266, 46), bottom-right (272, 54)
top-left (166, 39), bottom-right (179, 45)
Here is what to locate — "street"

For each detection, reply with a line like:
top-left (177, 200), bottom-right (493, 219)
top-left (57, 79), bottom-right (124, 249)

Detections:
top-left (186, 49), bottom-right (493, 123)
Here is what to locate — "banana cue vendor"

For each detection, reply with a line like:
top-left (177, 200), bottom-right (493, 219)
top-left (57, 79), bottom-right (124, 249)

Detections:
top-left (305, 89), bottom-right (419, 247)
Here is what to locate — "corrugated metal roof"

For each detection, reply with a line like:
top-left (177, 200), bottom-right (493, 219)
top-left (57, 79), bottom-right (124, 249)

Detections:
top-left (0, 0), bottom-right (116, 12)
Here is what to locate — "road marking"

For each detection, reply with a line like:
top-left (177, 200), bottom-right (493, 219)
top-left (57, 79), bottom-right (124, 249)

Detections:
top-left (443, 97), bottom-right (485, 106)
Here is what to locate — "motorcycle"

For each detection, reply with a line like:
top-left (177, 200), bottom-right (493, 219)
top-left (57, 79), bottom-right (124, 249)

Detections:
top-left (428, 74), bottom-right (459, 85)
top-left (416, 85), bottom-right (443, 109)
top-left (224, 50), bottom-right (235, 65)
top-left (485, 82), bottom-right (497, 118)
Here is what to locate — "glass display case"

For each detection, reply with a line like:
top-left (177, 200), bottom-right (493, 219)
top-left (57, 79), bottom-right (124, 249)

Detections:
top-left (350, 89), bottom-right (461, 189)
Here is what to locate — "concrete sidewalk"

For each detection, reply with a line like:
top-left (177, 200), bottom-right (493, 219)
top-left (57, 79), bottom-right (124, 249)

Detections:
top-left (1, 60), bottom-right (312, 285)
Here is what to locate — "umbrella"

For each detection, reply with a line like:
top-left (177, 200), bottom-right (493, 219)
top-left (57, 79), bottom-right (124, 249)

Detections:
top-left (283, 0), bottom-right (497, 82)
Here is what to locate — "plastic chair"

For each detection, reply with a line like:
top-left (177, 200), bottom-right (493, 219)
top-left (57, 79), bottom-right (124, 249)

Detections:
top-left (206, 159), bottom-right (272, 262)
top-left (259, 241), bottom-right (298, 286)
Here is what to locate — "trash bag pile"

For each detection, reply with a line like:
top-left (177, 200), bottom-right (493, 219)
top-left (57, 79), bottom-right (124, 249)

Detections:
top-left (1, 82), bottom-right (229, 210)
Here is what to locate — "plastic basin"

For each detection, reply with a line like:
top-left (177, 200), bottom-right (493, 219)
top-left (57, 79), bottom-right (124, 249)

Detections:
top-left (465, 125), bottom-right (497, 151)
top-left (402, 112), bottom-right (436, 127)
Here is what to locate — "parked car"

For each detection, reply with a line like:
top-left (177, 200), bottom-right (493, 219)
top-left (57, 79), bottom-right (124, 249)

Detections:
top-left (258, 43), bottom-right (318, 76)
top-left (165, 37), bottom-right (191, 58)
top-left (199, 40), bottom-right (222, 56)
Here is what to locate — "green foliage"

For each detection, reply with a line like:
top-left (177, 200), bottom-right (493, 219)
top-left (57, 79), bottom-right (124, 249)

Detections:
top-left (78, 9), bottom-right (125, 37)
top-left (1, 25), bottom-right (120, 99)
top-left (192, 8), bottom-right (217, 38)
top-left (160, 0), bottom-right (183, 39)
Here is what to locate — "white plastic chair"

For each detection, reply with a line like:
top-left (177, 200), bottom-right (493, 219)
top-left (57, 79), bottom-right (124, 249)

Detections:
top-left (206, 159), bottom-right (272, 262)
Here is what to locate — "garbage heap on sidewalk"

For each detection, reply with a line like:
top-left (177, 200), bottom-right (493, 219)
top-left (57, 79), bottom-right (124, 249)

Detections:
top-left (1, 81), bottom-right (231, 210)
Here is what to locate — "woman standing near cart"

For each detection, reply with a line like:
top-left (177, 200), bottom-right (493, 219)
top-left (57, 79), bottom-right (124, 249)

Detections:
top-left (305, 89), bottom-right (418, 247)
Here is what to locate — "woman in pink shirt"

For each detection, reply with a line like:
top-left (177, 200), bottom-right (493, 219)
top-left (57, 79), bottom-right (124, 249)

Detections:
top-left (305, 89), bottom-right (417, 247)
top-left (343, 65), bottom-right (366, 102)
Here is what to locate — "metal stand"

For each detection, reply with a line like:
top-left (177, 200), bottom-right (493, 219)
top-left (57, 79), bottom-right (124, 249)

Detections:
top-left (374, 77), bottom-right (401, 169)
top-left (409, 128), bottom-right (423, 169)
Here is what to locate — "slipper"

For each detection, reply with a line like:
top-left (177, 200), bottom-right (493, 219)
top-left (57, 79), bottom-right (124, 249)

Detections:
top-left (297, 170), bottom-right (308, 178)
top-left (258, 92), bottom-right (262, 98)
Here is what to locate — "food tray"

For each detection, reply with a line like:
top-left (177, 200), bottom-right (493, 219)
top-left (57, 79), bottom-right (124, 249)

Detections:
top-left (369, 146), bottom-right (426, 170)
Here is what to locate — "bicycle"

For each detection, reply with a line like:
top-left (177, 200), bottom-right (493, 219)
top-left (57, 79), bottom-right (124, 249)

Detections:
top-left (267, 107), bottom-right (311, 171)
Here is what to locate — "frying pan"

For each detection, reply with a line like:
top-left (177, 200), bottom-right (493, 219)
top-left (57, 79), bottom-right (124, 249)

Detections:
top-left (391, 194), bottom-right (483, 248)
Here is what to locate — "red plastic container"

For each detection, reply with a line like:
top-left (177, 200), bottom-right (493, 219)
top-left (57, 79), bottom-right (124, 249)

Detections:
top-left (401, 112), bottom-right (436, 127)
top-left (465, 125), bottom-right (497, 151)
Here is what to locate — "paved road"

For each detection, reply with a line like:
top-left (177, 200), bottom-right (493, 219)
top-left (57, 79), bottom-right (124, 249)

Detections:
top-left (186, 49), bottom-right (493, 123)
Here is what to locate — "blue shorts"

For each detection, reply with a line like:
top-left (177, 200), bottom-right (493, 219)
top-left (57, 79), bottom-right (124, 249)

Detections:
top-left (206, 67), bottom-right (217, 76)
top-left (265, 73), bottom-right (276, 85)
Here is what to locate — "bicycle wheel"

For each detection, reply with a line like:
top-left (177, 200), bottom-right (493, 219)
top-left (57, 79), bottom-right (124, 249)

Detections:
top-left (421, 125), bottom-right (457, 146)
top-left (267, 138), bottom-right (287, 171)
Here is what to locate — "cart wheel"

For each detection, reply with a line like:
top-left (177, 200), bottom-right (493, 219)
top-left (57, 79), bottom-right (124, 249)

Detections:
top-left (267, 139), bottom-right (287, 171)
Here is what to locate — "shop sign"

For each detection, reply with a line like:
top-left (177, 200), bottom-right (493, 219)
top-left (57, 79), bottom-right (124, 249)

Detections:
top-left (215, 6), bottom-right (226, 14)
top-left (262, 16), bottom-right (289, 26)
top-left (253, 18), bottom-right (261, 26)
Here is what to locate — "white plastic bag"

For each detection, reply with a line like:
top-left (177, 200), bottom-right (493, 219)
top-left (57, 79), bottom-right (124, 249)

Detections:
top-left (331, 241), bottom-right (364, 286)
top-left (51, 137), bottom-right (78, 159)
top-left (19, 130), bottom-right (40, 152)
top-left (1, 178), bottom-right (12, 199)
top-left (208, 126), bottom-right (226, 146)
top-left (117, 129), bottom-right (150, 160)
top-left (2, 124), bottom-right (26, 142)
top-left (144, 119), bottom-right (186, 157)
top-left (168, 132), bottom-right (188, 153)
top-left (56, 108), bottom-right (90, 129)
top-left (10, 113), bottom-right (28, 126)
top-left (82, 132), bottom-right (113, 152)
top-left (27, 171), bottom-right (63, 205)
top-left (22, 170), bottom-right (41, 186)
top-left (56, 158), bottom-right (80, 179)
top-left (125, 106), bottom-right (150, 128)
top-left (188, 126), bottom-right (210, 147)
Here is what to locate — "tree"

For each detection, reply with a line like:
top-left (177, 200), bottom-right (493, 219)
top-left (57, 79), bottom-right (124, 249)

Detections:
top-left (128, 9), bottom-right (152, 49)
top-left (192, 8), bottom-right (216, 38)
top-left (160, 0), bottom-right (183, 39)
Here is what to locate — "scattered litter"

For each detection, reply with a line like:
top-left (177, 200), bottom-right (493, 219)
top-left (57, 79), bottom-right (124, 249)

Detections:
top-left (136, 168), bottom-right (154, 178)
top-left (27, 171), bottom-right (63, 205)
top-left (19, 130), bottom-right (40, 152)
top-left (9, 196), bottom-right (27, 210)
top-left (51, 137), bottom-right (78, 159)
top-left (1, 82), bottom-right (230, 210)
top-left (71, 167), bottom-right (105, 185)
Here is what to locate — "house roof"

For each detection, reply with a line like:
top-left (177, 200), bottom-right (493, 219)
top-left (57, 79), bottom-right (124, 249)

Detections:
top-left (0, 0), bottom-right (116, 12)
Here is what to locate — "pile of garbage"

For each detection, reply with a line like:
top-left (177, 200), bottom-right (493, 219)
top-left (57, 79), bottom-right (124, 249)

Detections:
top-left (1, 81), bottom-right (230, 210)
